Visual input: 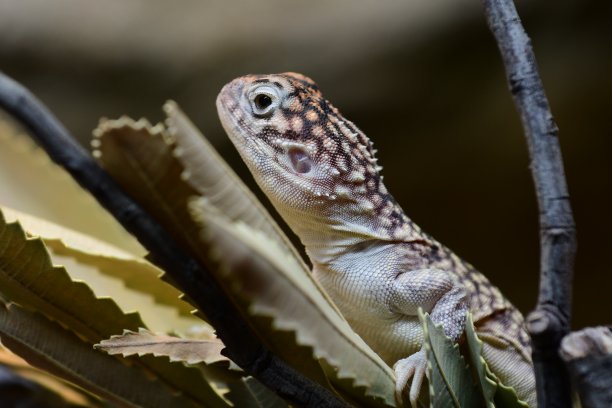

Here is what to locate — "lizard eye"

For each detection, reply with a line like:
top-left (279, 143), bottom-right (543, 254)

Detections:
top-left (249, 85), bottom-right (280, 118)
top-left (254, 94), bottom-right (272, 110)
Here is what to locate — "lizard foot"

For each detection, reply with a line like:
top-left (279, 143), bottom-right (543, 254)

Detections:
top-left (394, 350), bottom-right (427, 408)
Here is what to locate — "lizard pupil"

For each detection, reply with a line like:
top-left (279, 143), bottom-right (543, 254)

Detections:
top-left (254, 94), bottom-right (273, 110)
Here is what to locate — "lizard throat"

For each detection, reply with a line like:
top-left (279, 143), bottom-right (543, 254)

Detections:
top-left (274, 189), bottom-right (425, 265)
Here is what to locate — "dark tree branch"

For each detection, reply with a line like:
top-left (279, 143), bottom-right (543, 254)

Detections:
top-left (483, 1), bottom-right (576, 407)
top-left (560, 327), bottom-right (612, 408)
top-left (0, 72), bottom-right (349, 408)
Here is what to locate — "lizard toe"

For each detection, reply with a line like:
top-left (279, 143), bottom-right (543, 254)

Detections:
top-left (394, 350), bottom-right (428, 408)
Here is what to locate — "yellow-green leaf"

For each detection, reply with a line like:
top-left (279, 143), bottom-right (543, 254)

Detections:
top-left (0, 119), bottom-right (144, 256)
top-left (2, 206), bottom-right (197, 333)
top-left (92, 117), bottom-right (204, 264)
top-left (419, 309), bottom-right (480, 408)
top-left (475, 333), bottom-right (531, 407)
top-left (0, 207), bottom-right (229, 408)
top-left (0, 208), bottom-right (142, 341)
top-left (0, 302), bottom-right (196, 408)
top-left (464, 314), bottom-right (496, 408)
top-left (163, 100), bottom-right (307, 272)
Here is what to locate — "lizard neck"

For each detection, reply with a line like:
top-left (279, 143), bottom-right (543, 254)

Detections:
top-left (276, 188), bottom-right (427, 266)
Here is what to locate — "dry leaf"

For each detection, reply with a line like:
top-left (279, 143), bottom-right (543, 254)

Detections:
top-left (96, 328), bottom-right (228, 365)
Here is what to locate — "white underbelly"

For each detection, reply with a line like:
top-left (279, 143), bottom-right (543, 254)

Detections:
top-left (318, 273), bottom-right (423, 365)
top-left (347, 313), bottom-right (423, 364)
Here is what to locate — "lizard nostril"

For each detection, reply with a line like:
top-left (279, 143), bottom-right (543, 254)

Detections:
top-left (288, 147), bottom-right (313, 174)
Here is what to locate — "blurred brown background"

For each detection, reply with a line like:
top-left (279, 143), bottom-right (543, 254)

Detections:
top-left (0, 0), bottom-right (610, 328)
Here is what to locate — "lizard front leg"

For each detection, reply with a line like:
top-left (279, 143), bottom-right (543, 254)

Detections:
top-left (390, 268), bottom-right (469, 407)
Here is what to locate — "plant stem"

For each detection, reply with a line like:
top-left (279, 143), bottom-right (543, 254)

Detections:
top-left (482, 1), bottom-right (576, 407)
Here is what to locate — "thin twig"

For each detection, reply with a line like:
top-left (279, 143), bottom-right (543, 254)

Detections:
top-left (482, 1), bottom-right (576, 407)
top-left (0, 72), bottom-right (348, 408)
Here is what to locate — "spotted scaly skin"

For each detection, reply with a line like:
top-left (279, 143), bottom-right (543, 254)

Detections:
top-left (217, 73), bottom-right (537, 407)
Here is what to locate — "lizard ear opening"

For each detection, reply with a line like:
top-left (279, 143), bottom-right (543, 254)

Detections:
top-left (288, 147), bottom-right (313, 174)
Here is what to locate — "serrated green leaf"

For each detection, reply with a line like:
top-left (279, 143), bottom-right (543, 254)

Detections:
top-left (201, 214), bottom-right (397, 407)
top-left (476, 332), bottom-right (531, 408)
top-left (164, 100), bottom-right (305, 270)
top-left (0, 119), bottom-right (145, 257)
top-left (92, 117), bottom-right (205, 267)
top-left (48, 239), bottom-right (193, 318)
top-left (49, 251), bottom-right (198, 334)
top-left (2, 206), bottom-right (198, 333)
top-left (464, 314), bottom-right (496, 408)
top-left (0, 302), bottom-right (195, 407)
top-left (92, 117), bottom-right (212, 321)
top-left (0, 209), bottom-right (142, 341)
top-left (0, 207), bottom-right (229, 408)
top-left (491, 381), bottom-right (530, 408)
top-left (419, 309), bottom-right (480, 408)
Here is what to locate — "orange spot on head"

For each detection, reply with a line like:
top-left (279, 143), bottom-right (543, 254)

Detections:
top-left (306, 110), bottom-right (319, 122)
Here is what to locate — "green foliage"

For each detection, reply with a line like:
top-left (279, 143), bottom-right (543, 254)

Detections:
top-left (419, 310), bottom-right (527, 408)
top-left (420, 310), bottom-right (480, 407)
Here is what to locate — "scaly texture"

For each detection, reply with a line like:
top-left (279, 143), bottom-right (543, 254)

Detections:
top-left (217, 73), bottom-right (536, 407)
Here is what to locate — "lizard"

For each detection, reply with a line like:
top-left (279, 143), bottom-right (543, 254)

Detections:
top-left (216, 72), bottom-right (537, 407)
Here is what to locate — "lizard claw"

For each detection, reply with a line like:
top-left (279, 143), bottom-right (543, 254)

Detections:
top-left (394, 350), bottom-right (427, 408)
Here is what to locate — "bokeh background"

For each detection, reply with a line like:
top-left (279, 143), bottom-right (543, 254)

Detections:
top-left (0, 0), bottom-right (610, 328)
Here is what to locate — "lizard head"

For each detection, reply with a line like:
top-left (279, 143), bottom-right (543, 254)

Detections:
top-left (217, 72), bottom-right (387, 219)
